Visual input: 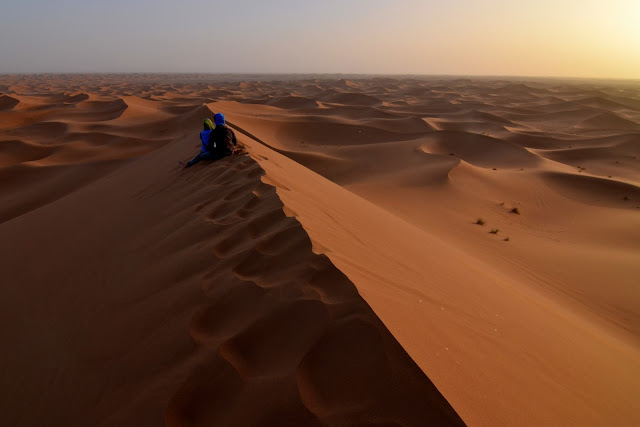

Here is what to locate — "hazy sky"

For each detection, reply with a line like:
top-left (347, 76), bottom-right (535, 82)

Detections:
top-left (1, 0), bottom-right (638, 78)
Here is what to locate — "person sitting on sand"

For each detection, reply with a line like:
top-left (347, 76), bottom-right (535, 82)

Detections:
top-left (179, 118), bottom-right (216, 168)
top-left (210, 113), bottom-right (237, 158)
top-left (180, 113), bottom-right (237, 168)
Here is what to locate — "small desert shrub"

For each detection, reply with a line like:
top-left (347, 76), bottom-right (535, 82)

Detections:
top-left (475, 218), bottom-right (486, 225)
top-left (489, 229), bottom-right (499, 234)
top-left (503, 237), bottom-right (510, 242)
top-left (511, 207), bottom-right (520, 215)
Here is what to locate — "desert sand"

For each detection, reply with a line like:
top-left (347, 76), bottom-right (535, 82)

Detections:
top-left (0, 73), bottom-right (639, 426)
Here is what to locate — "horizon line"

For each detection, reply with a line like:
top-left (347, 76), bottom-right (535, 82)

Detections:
top-left (1, 72), bottom-right (639, 82)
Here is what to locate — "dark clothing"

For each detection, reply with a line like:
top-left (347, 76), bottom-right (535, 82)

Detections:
top-left (208, 125), bottom-right (237, 157)
top-left (186, 150), bottom-right (225, 167)
top-left (185, 124), bottom-right (237, 168)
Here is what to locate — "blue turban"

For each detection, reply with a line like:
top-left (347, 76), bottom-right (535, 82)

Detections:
top-left (214, 113), bottom-right (225, 126)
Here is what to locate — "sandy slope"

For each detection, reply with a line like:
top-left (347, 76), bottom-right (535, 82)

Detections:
top-left (241, 132), bottom-right (640, 426)
top-left (214, 77), bottom-right (640, 425)
top-left (0, 76), bottom-right (461, 425)
top-left (1, 74), bottom-right (639, 425)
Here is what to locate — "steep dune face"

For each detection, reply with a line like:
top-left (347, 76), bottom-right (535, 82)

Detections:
top-left (165, 153), bottom-right (462, 426)
top-left (206, 76), bottom-right (640, 426)
top-left (242, 133), bottom-right (640, 427)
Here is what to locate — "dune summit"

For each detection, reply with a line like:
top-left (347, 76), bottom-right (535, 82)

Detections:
top-left (1, 73), bottom-right (639, 426)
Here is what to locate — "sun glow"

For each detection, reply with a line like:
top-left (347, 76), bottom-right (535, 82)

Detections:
top-left (0, 0), bottom-right (638, 78)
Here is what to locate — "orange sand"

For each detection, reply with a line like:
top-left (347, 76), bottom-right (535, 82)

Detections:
top-left (1, 74), bottom-right (639, 425)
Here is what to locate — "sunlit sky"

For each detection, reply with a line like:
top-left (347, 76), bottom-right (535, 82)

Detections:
top-left (1, 0), bottom-right (638, 78)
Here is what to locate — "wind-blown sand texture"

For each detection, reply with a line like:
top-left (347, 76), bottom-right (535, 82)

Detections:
top-left (1, 74), bottom-right (639, 426)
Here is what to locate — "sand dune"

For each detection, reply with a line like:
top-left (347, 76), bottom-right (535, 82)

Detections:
top-left (60, 91), bottom-right (90, 103)
top-left (423, 117), bottom-right (508, 134)
top-left (0, 94), bottom-right (19, 110)
top-left (541, 171), bottom-right (640, 207)
top-left (319, 92), bottom-right (382, 106)
top-left (1, 74), bottom-right (639, 426)
top-left (268, 96), bottom-right (319, 109)
top-left (420, 130), bottom-right (540, 168)
top-left (4, 120), bottom-right (69, 141)
top-left (577, 111), bottom-right (640, 131)
top-left (0, 139), bottom-right (54, 166)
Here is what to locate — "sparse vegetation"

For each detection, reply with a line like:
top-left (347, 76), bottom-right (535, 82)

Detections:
top-left (510, 207), bottom-right (520, 215)
top-left (503, 237), bottom-right (510, 242)
top-left (489, 229), bottom-right (499, 234)
top-left (475, 218), bottom-right (486, 225)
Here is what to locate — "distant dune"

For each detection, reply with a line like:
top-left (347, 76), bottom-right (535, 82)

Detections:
top-left (0, 94), bottom-right (19, 110)
top-left (1, 74), bottom-right (639, 426)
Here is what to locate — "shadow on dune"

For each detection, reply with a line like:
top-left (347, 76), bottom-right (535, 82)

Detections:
top-left (541, 171), bottom-right (640, 208)
top-left (0, 94), bottom-right (20, 110)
